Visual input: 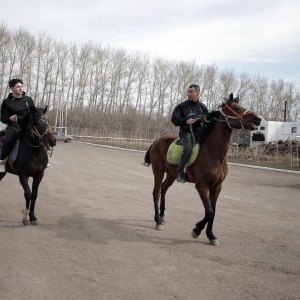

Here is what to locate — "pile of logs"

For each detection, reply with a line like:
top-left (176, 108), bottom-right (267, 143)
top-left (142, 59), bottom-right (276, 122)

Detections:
top-left (257, 140), bottom-right (300, 156)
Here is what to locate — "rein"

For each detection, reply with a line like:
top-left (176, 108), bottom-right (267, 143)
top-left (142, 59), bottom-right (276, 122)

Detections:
top-left (21, 117), bottom-right (54, 155)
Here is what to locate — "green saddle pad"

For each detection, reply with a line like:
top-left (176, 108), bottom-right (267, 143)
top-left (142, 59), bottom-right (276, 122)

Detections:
top-left (167, 139), bottom-right (199, 166)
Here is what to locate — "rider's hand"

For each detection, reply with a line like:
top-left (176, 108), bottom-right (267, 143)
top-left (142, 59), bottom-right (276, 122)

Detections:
top-left (187, 118), bottom-right (196, 125)
top-left (10, 115), bottom-right (18, 123)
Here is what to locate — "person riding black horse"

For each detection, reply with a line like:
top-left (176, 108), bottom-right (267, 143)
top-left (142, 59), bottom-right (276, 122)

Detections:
top-left (0, 79), bottom-right (35, 173)
top-left (171, 84), bottom-right (208, 183)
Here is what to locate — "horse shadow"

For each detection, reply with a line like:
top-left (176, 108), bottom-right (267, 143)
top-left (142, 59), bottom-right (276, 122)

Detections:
top-left (0, 219), bottom-right (25, 228)
top-left (40, 214), bottom-right (210, 246)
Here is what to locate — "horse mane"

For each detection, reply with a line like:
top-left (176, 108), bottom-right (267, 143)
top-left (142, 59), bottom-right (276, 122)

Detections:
top-left (17, 106), bottom-right (42, 132)
top-left (29, 106), bottom-right (43, 123)
top-left (196, 95), bottom-right (239, 144)
top-left (197, 111), bottom-right (219, 144)
top-left (17, 112), bottom-right (30, 131)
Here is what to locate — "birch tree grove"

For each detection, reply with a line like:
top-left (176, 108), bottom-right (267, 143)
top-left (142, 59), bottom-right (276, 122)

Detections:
top-left (0, 24), bottom-right (299, 138)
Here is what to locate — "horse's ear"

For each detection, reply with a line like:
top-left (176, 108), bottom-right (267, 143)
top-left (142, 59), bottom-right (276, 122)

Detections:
top-left (43, 105), bottom-right (48, 114)
top-left (227, 93), bottom-right (234, 104)
top-left (233, 95), bottom-right (239, 103)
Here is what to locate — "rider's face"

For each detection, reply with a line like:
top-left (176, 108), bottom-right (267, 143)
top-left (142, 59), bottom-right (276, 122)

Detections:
top-left (11, 83), bottom-right (23, 98)
top-left (187, 87), bottom-right (200, 102)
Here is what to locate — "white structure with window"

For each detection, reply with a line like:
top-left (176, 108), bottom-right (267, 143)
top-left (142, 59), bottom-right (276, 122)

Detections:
top-left (250, 117), bottom-right (300, 147)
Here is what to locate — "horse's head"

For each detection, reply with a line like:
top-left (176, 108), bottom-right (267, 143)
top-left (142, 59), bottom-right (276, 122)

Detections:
top-left (219, 93), bottom-right (261, 130)
top-left (28, 105), bottom-right (56, 149)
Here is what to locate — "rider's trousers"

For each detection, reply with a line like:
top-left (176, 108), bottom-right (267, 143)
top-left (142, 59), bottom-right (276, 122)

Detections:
top-left (0, 126), bottom-right (19, 160)
top-left (178, 132), bottom-right (194, 174)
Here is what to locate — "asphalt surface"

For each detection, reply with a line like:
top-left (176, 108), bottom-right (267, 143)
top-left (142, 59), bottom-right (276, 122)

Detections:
top-left (0, 142), bottom-right (299, 300)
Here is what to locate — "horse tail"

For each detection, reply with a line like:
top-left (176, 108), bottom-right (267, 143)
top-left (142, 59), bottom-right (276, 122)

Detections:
top-left (144, 142), bottom-right (154, 166)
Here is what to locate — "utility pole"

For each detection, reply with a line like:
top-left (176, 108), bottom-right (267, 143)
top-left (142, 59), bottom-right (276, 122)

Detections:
top-left (284, 100), bottom-right (287, 122)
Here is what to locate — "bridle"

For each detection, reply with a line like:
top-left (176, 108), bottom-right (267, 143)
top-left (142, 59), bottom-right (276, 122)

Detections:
top-left (219, 103), bottom-right (254, 130)
top-left (23, 116), bottom-right (54, 156)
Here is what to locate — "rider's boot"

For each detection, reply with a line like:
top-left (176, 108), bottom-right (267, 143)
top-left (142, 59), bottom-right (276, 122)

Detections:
top-left (176, 171), bottom-right (186, 183)
top-left (0, 159), bottom-right (7, 173)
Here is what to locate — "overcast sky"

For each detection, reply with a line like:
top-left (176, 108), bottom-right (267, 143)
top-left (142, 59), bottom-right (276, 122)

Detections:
top-left (1, 0), bottom-right (299, 87)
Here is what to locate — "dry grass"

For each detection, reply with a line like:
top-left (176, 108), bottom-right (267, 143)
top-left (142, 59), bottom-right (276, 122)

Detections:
top-left (228, 144), bottom-right (300, 171)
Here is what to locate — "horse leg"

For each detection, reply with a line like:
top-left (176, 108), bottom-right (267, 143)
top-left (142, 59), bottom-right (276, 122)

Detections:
top-left (192, 185), bottom-right (221, 246)
top-left (18, 175), bottom-right (32, 225)
top-left (191, 186), bottom-right (216, 242)
top-left (191, 187), bottom-right (209, 238)
top-left (28, 172), bottom-right (44, 224)
top-left (159, 172), bottom-right (176, 223)
top-left (205, 185), bottom-right (221, 246)
top-left (152, 171), bottom-right (165, 230)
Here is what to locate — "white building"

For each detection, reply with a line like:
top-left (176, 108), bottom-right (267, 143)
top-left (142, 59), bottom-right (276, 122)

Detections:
top-left (250, 117), bottom-right (300, 147)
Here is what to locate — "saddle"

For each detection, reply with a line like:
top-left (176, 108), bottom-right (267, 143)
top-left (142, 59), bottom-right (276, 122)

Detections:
top-left (166, 139), bottom-right (199, 167)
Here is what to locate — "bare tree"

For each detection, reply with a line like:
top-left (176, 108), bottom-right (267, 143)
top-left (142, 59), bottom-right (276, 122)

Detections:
top-left (0, 24), bottom-right (299, 139)
top-left (219, 68), bottom-right (238, 98)
top-left (0, 23), bottom-right (11, 99)
top-left (236, 72), bottom-right (252, 103)
top-left (93, 45), bottom-right (113, 114)
top-left (73, 42), bottom-right (93, 109)
top-left (283, 81), bottom-right (299, 121)
top-left (201, 65), bottom-right (222, 109)
top-left (269, 79), bottom-right (287, 120)
top-left (167, 60), bottom-right (199, 116)
top-left (133, 54), bottom-right (151, 115)
top-left (118, 53), bottom-right (142, 114)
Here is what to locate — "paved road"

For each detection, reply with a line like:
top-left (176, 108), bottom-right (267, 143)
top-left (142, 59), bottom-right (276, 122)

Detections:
top-left (0, 142), bottom-right (299, 300)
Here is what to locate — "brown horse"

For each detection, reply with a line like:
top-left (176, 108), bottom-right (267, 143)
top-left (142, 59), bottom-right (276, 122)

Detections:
top-left (144, 94), bottom-right (261, 245)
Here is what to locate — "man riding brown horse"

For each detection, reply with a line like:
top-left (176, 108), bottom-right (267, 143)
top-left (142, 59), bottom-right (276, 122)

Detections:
top-left (145, 93), bottom-right (261, 245)
top-left (171, 84), bottom-right (208, 183)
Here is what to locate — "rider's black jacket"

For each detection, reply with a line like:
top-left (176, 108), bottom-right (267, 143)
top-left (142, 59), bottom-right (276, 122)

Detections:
top-left (171, 99), bottom-right (208, 134)
top-left (0, 92), bottom-right (35, 126)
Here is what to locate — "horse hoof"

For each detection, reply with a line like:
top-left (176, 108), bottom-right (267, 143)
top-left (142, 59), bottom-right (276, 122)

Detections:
top-left (29, 213), bottom-right (38, 225)
top-left (22, 219), bottom-right (29, 225)
top-left (160, 217), bottom-right (166, 223)
top-left (22, 209), bottom-right (29, 225)
top-left (191, 229), bottom-right (199, 239)
top-left (155, 224), bottom-right (163, 230)
top-left (210, 239), bottom-right (220, 246)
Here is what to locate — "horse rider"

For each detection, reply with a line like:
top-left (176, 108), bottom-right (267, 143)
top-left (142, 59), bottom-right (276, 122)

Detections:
top-left (171, 84), bottom-right (208, 183)
top-left (0, 79), bottom-right (35, 173)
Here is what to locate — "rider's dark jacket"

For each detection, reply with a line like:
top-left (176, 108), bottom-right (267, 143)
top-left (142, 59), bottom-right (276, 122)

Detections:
top-left (171, 99), bottom-right (208, 134)
top-left (0, 92), bottom-right (35, 126)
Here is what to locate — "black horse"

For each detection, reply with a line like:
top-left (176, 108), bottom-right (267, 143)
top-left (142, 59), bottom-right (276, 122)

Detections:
top-left (0, 106), bottom-right (56, 225)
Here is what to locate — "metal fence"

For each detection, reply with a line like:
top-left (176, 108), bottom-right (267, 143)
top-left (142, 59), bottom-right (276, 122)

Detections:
top-left (73, 135), bottom-right (154, 151)
top-left (228, 141), bottom-right (300, 171)
top-left (72, 135), bottom-right (300, 172)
